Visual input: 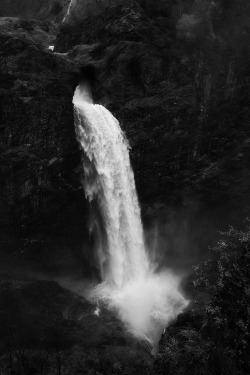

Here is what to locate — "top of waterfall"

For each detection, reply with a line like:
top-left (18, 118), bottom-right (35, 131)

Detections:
top-left (73, 82), bottom-right (93, 106)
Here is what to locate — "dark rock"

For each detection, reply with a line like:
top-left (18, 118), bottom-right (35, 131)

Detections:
top-left (1, 0), bottom-right (250, 286)
top-left (0, 275), bottom-right (153, 374)
top-left (0, 0), bottom-right (70, 25)
top-left (0, 17), bottom-right (56, 48)
top-left (0, 20), bottom-right (94, 275)
top-left (57, 0), bottom-right (250, 231)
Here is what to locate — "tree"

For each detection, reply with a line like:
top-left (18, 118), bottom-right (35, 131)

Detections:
top-left (156, 220), bottom-right (250, 375)
top-left (194, 220), bottom-right (250, 370)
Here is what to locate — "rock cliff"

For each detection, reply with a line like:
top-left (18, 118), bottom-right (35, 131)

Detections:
top-left (54, 0), bottom-right (250, 254)
top-left (1, 0), bottom-right (250, 270)
top-left (0, 1), bottom-right (250, 372)
top-left (0, 19), bottom-right (95, 275)
top-left (0, 0), bottom-right (69, 24)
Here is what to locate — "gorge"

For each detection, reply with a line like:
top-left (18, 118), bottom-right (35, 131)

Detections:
top-left (0, 0), bottom-right (250, 374)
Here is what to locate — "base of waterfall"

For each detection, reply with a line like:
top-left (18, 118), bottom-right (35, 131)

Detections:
top-left (89, 270), bottom-right (188, 345)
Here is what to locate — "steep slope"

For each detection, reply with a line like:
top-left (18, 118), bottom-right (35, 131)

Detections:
top-left (0, 275), bottom-right (152, 374)
top-left (0, 17), bottom-right (56, 48)
top-left (55, 0), bottom-right (250, 232)
top-left (0, 20), bottom-right (95, 275)
top-left (0, 0), bottom-right (70, 24)
top-left (1, 0), bottom-right (250, 272)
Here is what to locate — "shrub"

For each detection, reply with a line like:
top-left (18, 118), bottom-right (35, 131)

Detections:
top-left (194, 220), bottom-right (250, 370)
top-left (156, 220), bottom-right (250, 375)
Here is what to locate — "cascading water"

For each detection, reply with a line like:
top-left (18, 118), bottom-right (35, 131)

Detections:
top-left (63, 0), bottom-right (75, 22)
top-left (73, 83), bottom-right (188, 344)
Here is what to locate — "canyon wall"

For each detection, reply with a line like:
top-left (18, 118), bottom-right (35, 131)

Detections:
top-left (1, 0), bottom-right (250, 271)
top-left (0, 0), bottom-right (69, 23)
top-left (56, 0), bottom-right (250, 225)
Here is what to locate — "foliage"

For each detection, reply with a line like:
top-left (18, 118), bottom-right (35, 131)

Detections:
top-left (156, 220), bottom-right (250, 375)
top-left (156, 327), bottom-right (212, 375)
top-left (194, 220), bottom-right (250, 369)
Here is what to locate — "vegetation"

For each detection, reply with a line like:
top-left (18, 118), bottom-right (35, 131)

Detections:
top-left (155, 220), bottom-right (250, 375)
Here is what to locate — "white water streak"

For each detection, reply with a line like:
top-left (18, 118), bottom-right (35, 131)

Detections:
top-left (63, 0), bottom-right (75, 22)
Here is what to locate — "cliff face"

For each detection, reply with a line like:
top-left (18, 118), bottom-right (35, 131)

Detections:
top-left (63, 0), bottom-right (125, 24)
top-left (0, 20), bottom-right (95, 274)
top-left (56, 0), bottom-right (250, 227)
top-left (0, 2), bottom-right (250, 371)
top-left (0, 0), bottom-right (70, 24)
top-left (1, 0), bottom-right (250, 272)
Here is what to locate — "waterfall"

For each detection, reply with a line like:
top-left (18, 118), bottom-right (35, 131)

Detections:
top-left (63, 0), bottom-right (75, 22)
top-left (73, 83), bottom-right (188, 344)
